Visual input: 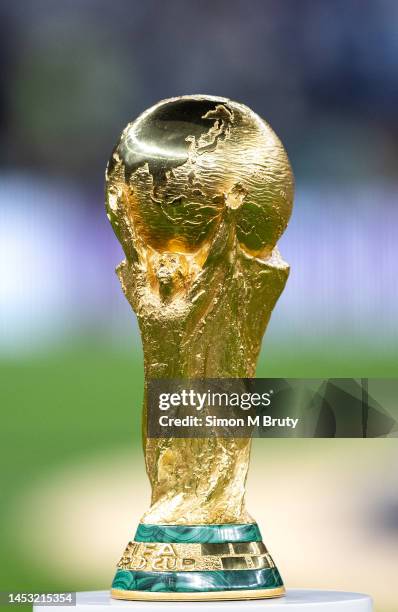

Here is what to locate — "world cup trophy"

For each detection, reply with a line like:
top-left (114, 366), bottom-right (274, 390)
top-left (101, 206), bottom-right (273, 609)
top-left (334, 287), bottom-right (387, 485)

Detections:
top-left (105, 95), bottom-right (294, 601)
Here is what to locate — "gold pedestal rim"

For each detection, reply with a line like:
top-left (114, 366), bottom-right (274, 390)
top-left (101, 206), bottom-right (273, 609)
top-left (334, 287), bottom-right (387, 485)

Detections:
top-left (111, 586), bottom-right (285, 601)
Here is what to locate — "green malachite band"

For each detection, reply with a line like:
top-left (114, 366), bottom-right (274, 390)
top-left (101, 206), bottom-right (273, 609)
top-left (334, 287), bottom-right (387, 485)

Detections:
top-left (112, 567), bottom-right (283, 593)
top-left (134, 523), bottom-right (262, 543)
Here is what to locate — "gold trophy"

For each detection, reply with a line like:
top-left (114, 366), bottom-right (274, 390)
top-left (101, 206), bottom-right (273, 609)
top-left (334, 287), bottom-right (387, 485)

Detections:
top-left (105, 95), bottom-right (294, 601)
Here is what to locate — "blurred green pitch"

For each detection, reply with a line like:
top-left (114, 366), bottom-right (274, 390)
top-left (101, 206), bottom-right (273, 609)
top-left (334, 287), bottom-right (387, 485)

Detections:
top-left (0, 339), bottom-right (397, 611)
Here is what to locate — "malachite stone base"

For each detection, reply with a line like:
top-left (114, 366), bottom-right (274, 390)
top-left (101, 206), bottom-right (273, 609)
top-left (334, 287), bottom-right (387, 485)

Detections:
top-left (112, 567), bottom-right (283, 593)
top-left (134, 522), bottom-right (262, 543)
top-left (111, 523), bottom-right (285, 601)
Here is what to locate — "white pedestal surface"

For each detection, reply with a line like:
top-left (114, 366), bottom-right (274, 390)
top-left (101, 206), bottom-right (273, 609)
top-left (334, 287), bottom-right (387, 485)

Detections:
top-left (34, 590), bottom-right (372, 612)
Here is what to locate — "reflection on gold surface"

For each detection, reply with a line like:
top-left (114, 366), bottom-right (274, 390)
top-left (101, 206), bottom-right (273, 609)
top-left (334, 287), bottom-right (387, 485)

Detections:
top-left (106, 95), bottom-right (294, 525)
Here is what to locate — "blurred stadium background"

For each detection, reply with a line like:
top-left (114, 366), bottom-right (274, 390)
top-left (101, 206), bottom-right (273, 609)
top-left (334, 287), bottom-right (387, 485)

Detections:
top-left (0, 1), bottom-right (397, 610)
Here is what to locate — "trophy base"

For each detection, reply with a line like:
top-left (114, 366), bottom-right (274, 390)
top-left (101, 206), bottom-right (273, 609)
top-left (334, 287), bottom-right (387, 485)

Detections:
top-left (111, 523), bottom-right (284, 601)
top-left (111, 586), bottom-right (285, 601)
